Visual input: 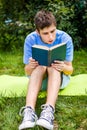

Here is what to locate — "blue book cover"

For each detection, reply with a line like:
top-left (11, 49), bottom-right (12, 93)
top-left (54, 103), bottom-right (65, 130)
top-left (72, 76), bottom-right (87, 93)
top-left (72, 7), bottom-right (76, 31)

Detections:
top-left (32, 42), bottom-right (66, 66)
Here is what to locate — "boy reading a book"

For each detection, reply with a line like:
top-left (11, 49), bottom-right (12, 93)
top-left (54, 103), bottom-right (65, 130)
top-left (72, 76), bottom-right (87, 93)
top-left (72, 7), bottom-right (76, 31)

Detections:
top-left (19, 10), bottom-right (73, 130)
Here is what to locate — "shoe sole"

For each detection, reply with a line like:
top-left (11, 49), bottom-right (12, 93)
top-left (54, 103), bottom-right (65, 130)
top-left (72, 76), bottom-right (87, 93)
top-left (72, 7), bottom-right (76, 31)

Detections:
top-left (36, 119), bottom-right (53, 130)
top-left (19, 121), bottom-right (36, 130)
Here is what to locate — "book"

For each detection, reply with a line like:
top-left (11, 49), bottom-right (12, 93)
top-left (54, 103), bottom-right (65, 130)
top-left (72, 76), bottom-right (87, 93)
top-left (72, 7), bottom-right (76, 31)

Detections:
top-left (32, 42), bottom-right (66, 66)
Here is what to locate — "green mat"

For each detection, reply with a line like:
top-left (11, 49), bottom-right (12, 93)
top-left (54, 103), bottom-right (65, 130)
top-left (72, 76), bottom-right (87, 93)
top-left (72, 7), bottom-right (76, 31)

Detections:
top-left (59, 74), bottom-right (87, 96)
top-left (0, 74), bottom-right (87, 97)
top-left (0, 75), bottom-right (28, 97)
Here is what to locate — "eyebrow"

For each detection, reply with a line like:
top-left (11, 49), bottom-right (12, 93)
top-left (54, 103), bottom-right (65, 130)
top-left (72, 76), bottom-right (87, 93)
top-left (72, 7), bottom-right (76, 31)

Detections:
top-left (50, 29), bottom-right (56, 33)
top-left (42, 28), bottom-right (56, 34)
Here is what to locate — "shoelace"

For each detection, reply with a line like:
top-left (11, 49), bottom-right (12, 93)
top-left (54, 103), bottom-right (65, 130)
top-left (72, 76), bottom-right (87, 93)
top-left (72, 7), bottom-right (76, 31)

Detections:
top-left (19, 106), bottom-right (27, 116)
top-left (41, 104), bottom-right (55, 120)
top-left (19, 106), bottom-right (38, 121)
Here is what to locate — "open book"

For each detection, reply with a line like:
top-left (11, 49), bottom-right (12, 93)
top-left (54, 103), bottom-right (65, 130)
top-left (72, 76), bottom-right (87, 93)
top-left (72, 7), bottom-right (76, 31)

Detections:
top-left (32, 42), bottom-right (66, 66)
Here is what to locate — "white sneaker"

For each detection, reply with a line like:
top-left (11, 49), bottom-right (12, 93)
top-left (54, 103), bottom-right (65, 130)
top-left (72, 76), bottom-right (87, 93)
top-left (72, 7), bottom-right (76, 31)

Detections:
top-left (19, 106), bottom-right (38, 130)
top-left (36, 104), bottom-right (55, 130)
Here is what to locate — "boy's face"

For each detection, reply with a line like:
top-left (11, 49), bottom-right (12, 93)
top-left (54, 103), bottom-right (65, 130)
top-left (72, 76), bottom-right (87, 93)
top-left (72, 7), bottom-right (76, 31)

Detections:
top-left (37, 24), bottom-right (56, 44)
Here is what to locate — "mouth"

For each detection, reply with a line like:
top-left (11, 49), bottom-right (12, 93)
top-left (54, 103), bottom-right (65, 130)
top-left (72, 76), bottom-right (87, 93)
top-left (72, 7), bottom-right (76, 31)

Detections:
top-left (48, 40), bottom-right (53, 43)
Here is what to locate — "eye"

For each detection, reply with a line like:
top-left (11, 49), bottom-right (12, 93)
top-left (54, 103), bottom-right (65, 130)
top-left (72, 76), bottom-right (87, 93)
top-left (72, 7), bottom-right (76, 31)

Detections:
top-left (51, 31), bottom-right (54, 33)
top-left (43, 32), bottom-right (48, 35)
top-left (51, 29), bottom-right (55, 33)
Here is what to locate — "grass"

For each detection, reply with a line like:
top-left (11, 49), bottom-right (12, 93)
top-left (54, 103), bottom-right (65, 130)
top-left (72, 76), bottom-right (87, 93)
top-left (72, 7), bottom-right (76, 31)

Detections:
top-left (73, 49), bottom-right (87, 75)
top-left (0, 49), bottom-right (87, 76)
top-left (0, 50), bottom-right (24, 76)
top-left (0, 49), bottom-right (87, 130)
top-left (0, 96), bottom-right (87, 130)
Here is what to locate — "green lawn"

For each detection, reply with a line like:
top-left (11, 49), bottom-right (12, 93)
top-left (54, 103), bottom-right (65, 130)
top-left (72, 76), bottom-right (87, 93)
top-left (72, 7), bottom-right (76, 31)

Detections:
top-left (0, 49), bottom-right (87, 76)
top-left (0, 49), bottom-right (87, 130)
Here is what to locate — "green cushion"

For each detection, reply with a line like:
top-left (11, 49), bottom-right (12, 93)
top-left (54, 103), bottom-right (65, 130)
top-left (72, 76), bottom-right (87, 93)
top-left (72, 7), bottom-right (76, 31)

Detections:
top-left (0, 75), bottom-right (28, 97)
top-left (59, 74), bottom-right (87, 96)
top-left (0, 74), bottom-right (87, 97)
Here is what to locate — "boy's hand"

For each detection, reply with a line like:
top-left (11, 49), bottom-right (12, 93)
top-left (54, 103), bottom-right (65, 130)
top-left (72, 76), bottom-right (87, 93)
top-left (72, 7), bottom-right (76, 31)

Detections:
top-left (29, 58), bottom-right (39, 69)
top-left (51, 60), bottom-right (65, 72)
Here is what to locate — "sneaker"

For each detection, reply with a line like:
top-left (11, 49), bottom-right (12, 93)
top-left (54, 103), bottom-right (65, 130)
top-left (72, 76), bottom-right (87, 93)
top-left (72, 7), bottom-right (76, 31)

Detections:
top-left (36, 104), bottom-right (55, 130)
top-left (19, 106), bottom-right (38, 130)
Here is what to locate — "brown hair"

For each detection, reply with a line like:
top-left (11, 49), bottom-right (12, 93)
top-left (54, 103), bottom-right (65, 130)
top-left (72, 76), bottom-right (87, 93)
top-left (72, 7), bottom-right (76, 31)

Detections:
top-left (34, 10), bottom-right (56, 31)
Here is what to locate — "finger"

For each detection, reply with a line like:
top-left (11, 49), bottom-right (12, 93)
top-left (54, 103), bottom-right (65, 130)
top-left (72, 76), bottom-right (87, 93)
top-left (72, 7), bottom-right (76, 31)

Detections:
top-left (30, 58), bottom-right (36, 62)
top-left (54, 60), bottom-right (60, 63)
top-left (31, 63), bottom-right (38, 69)
top-left (54, 60), bottom-right (64, 64)
top-left (57, 68), bottom-right (63, 72)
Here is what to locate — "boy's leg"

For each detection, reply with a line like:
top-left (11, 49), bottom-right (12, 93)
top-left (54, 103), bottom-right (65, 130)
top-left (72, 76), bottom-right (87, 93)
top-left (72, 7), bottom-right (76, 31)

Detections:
top-left (36, 67), bottom-right (61, 130)
top-left (46, 67), bottom-right (61, 107)
top-left (26, 66), bottom-right (47, 110)
top-left (19, 66), bottom-right (47, 130)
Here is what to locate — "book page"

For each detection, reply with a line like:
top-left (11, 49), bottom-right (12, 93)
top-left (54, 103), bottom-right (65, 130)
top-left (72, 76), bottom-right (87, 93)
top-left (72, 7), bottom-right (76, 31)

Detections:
top-left (50, 42), bottom-right (66, 50)
top-left (32, 45), bottom-right (49, 50)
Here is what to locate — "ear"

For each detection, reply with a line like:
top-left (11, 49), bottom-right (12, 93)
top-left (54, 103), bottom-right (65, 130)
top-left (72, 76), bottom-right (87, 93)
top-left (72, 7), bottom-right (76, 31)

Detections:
top-left (36, 29), bottom-right (40, 35)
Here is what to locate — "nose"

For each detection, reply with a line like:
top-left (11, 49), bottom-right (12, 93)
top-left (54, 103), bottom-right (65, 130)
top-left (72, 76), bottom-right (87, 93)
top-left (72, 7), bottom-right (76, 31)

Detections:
top-left (49, 33), bottom-right (53, 40)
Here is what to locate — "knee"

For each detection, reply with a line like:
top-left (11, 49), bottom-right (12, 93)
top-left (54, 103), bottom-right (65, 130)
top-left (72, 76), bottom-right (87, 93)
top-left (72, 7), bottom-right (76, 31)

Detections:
top-left (47, 67), bottom-right (55, 73)
top-left (47, 67), bottom-right (60, 75)
top-left (35, 66), bottom-right (47, 75)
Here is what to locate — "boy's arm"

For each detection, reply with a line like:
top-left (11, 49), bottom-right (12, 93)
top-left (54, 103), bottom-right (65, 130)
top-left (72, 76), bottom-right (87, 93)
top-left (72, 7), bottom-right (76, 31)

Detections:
top-left (24, 58), bottom-right (39, 76)
top-left (51, 60), bottom-right (73, 75)
top-left (62, 61), bottom-right (73, 75)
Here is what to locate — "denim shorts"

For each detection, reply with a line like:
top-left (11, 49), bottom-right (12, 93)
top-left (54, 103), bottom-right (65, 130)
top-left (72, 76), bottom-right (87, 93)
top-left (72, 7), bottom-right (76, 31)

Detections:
top-left (41, 74), bottom-right (70, 91)
top-left (28, 74), bottom-right (70, 91)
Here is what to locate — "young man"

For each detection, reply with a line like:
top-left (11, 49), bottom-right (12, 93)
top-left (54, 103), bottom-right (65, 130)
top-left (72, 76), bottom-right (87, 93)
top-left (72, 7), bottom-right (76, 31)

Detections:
top-left (19, 10), bottom-right (73, 130)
